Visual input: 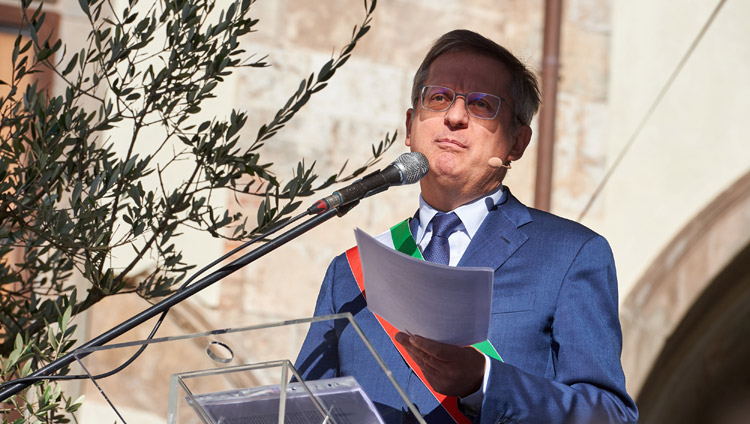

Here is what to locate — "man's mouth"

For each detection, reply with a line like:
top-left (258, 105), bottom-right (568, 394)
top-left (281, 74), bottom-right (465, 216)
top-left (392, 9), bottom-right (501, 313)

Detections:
top-left (435, 137), bottom-right (467, 148)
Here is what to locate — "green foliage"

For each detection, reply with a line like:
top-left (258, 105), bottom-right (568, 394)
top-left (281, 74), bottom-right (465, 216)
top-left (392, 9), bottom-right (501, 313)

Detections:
top-left (0, 0), bottom-right (391, 420)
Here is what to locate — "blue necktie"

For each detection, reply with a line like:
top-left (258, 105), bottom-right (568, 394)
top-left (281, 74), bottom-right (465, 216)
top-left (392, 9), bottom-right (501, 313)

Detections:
top-left (422, 212), bottom-right (461, 265)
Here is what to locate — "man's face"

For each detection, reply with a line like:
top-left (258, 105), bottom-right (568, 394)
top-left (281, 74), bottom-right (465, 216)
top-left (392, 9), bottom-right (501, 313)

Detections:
top-left (405, 51), bottom-right (531, 211)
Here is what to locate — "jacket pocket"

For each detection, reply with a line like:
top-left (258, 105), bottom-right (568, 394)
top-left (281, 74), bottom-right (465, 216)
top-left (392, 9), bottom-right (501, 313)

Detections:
top-left (491, 292), bottom-right (536, 314)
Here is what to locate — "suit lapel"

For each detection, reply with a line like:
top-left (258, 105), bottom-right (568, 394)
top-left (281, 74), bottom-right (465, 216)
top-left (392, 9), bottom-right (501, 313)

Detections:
top-left (457, 190), bottom-right (531, 270)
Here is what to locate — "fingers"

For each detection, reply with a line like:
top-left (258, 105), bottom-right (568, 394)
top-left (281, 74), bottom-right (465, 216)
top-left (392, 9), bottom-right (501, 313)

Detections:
top-left (409, 335), bottom-right (453, 358)
top-left (396, 332), bottom-right (442, 368)
top-left (395, 331), bottom-right (411, 345)
top-left (397, 333), bottom-right (460, 361)
top-left (394, 332), bottom-right (485, 397)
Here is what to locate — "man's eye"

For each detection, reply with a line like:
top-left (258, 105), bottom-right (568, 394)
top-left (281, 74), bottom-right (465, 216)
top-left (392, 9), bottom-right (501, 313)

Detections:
top-left (472, 100), bottom-right (491, 110)
top-left (429, 94), bottom-right (452, 105)
top-left (468, 96), bottom-right (498, 116)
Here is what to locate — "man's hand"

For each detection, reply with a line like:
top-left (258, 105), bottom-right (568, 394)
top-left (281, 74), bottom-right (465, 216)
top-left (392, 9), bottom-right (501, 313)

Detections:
top-left (395, 332), bottom-right (485, 397)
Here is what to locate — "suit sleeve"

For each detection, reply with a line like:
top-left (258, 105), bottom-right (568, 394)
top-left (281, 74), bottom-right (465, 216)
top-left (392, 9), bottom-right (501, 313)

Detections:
top-left (293, 257), bottom-right (341, 381)
top-left (478, 235), bottom-right (639, 424)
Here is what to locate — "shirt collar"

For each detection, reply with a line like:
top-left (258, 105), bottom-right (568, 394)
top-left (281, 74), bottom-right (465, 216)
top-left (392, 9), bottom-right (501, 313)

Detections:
top-left (413, 186), bottom-right (506, 242)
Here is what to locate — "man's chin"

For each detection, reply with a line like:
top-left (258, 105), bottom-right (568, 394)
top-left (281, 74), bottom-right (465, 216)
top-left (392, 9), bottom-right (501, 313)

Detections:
top-left (429, 156), bottom-right (466, 176)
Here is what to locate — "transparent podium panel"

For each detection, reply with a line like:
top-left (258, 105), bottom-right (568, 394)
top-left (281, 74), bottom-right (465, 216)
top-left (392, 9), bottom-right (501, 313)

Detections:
top-left (73, 313), bottom-right (425, 423)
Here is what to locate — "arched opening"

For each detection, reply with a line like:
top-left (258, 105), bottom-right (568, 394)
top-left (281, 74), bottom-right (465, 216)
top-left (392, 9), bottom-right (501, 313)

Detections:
top-left (619, 170), bottom-right (750, 421)
top-left (636, 242), bottom-right (750, 423)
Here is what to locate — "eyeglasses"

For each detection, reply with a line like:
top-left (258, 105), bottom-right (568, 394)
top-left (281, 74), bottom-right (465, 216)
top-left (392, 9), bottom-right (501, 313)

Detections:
top-left (419, 85), bottom-right (514, 121)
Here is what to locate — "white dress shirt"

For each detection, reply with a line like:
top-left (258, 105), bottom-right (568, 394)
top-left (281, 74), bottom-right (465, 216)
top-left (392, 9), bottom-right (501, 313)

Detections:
top-left (410, 186), bottom-right (506, 266)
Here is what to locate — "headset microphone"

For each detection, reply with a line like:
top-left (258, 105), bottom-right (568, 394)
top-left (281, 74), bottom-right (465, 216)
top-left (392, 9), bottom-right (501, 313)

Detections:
top-left (488, 157), bottom-right (511, 169)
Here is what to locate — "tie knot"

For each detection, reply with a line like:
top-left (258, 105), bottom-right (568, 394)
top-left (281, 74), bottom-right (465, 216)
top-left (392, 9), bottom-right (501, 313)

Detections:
top-left (430, 212), bottom-right (461, 239)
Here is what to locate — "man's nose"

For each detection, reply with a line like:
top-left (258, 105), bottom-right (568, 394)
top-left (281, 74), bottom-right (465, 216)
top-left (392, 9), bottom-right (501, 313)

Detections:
top-left (444, 96), bottom-right (470, 128)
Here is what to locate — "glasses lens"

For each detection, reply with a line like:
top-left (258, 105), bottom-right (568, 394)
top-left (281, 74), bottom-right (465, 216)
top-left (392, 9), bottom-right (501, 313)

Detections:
top-left (421, 86), bottom-right (502, 119)
top-left (422, 86), bottom-right (455, 112)
top-left (466, 92), bottom-right (501, 119)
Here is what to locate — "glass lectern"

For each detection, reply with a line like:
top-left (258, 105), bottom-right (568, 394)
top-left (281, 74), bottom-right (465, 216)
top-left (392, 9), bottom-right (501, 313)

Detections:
top-left (73, 313), bottom-right (425, 423)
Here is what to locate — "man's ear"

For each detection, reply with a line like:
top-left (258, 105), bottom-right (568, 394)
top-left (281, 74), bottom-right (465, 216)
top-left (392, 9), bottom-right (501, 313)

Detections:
top-left (405, 108), bottom-right (414, 147)
top-left (508, 124), bottom-right (532, 161)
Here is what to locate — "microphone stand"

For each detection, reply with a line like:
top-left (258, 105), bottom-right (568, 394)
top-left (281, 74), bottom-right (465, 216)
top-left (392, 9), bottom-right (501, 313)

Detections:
top-left (0, 203), bottom-right (357, 402)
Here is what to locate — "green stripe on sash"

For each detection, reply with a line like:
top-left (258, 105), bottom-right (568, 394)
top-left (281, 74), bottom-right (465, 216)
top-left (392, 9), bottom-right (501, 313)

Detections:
top-left (390, 219), bottom-right (423, 259)
top-left (388, 218), bottom-right (503, 362)
top-left (472, 340), bottom-right (502, 362)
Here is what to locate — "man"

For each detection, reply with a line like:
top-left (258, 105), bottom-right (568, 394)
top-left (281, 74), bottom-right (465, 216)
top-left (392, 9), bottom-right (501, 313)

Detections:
top-left (295, 29), bottom-right (638, 423)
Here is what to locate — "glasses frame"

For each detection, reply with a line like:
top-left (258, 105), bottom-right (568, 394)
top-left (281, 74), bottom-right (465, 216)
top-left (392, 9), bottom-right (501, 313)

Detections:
top-left (419, 85), bottom-right (521, 123)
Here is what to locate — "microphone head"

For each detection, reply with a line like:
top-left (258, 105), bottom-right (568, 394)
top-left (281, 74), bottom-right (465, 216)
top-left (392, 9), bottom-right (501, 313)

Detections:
top-left (487, 157), bottom-right (505, 168)
top-left (393, 152), bottom-right (429, 185)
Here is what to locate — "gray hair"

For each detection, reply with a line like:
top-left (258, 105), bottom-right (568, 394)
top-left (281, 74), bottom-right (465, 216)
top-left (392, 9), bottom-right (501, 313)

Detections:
top-left (410, 29), bottom-right (541, 130)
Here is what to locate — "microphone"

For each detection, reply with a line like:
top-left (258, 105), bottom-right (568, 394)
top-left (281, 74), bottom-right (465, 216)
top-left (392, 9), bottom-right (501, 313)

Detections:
top-left (488, 157), bottom-right (511, 169)
top-left (308, 152), bottom-right (429, 214)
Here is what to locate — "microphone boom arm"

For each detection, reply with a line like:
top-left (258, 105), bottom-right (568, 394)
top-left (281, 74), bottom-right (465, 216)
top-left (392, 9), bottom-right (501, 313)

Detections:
top-left (0, 206), bottom-right (345, 402)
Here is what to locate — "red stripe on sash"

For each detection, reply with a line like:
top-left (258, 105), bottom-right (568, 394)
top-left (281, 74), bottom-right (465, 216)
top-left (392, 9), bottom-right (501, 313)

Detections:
top-left (346, 247), bottom-right (471, 424)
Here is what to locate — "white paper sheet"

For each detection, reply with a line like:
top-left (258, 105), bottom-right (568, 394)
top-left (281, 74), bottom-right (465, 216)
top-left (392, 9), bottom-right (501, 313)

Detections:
top-left (354, 228), bottom-right (493, 346)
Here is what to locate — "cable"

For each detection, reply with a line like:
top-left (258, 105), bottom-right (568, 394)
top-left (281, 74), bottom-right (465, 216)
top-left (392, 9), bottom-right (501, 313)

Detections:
top-left (577, 0), bottom-right (727, 221)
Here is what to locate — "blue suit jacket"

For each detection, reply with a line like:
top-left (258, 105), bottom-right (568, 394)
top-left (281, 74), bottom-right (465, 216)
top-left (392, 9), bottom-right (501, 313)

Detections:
top-left (295, 192), bottom-right (639, 423)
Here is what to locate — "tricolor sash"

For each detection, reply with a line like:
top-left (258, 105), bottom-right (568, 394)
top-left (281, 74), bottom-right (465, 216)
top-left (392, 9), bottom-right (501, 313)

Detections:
top-left (345, 219), bottom-right (501, 424)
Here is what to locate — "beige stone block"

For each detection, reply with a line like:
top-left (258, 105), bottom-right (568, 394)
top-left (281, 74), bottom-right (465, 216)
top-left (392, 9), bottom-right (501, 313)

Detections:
top-left (345, 0), bottom-right (543, 69)
top-left (298, 55), bottom-right (413, 121)
top-left (559, 25), bottom-right (610, 100)
top-left (280, 0), bottom-right (365, 51)
top-left (551, 94), bottom-right (608, 219)
top-left (244, 0), bottom-right (283, 44)
top-left (566, 0), bottom-right (611, 32)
